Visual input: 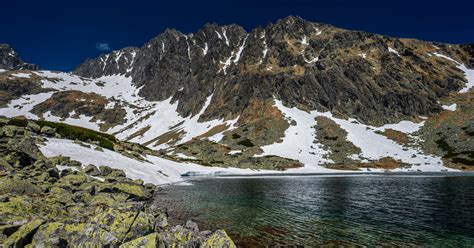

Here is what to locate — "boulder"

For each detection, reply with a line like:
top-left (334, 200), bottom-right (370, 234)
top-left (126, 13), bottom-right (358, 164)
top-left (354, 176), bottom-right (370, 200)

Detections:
top-left (84, 164), bottom-right (101, 176)
top-left (3, 219), bottom-right (45, 247)
top-left (0, 178), bottom-right (41, 196)
top-left (119, 233), bottom-right (158, 248)
top-left (123, 211), bottom-right (155, 242)
top-left (40, 126), bottom-right (56, 136)
top-left (202, 230), bottom-right (236, 248)
top-left (99, 165), bottom-right (113, 176)
top-left (26, 121), bottom-right (41, 133)
top-left (2, 125), bottom-right (24, 137)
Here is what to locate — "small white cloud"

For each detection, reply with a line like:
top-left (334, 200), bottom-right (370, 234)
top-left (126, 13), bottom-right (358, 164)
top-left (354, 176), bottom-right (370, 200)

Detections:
top-left (96, 43), bottom-right (111, 51)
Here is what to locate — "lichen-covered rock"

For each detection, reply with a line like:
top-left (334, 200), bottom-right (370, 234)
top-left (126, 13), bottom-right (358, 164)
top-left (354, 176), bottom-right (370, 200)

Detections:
top-left (202, 230), bottom-right (236, 248)
top-left (3, 219), bottom-right (45, 248)
top-left (40, 126), bottom-right (56, 136)
top-left (119, 233), bottom-right (158, 248)
top-left (156, 223), bottom-right (212, 247)
top-left (58, 172), bottom-right (88, 187)
top-left (0, 117), bottom-right (236, 247)
top-left (90, 203), bottom-right (143, 242)
top-left (99, 165), bottom-right (113, 176)
top-left (98, 182), bottom-right (151, 200)
top-left (123, 211), bottom-right (155, 242)
top-left (105, 169), bottom-right (127, 182)
top-left (31, 222), bottom-right (85, 247)
top-left (154, 212), bottom-right (169, 231)
top-left (1, 125), bottom-right (24, 137)
top-left (26, 121), bottom-right (41, 133)
top-left (0, 178), bottom-right (41, 196)
top-left (84, 164), bottom-right (101, 176)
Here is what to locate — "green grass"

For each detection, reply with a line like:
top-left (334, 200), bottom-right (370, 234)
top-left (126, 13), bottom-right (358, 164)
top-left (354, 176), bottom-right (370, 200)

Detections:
top-left (7, 118), bottom-right (116, 150)
top-left (36, 120), bottom-right (116, 150)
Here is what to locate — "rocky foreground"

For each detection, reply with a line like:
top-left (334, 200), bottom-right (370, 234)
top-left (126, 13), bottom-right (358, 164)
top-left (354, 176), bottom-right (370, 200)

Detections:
top-left (0, 117), bottom-right (235, 247)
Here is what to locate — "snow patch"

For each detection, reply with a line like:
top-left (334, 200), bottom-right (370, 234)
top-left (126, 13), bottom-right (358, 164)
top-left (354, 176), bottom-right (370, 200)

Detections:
top-left (388, 47), bottom-right (400, 56)
top-left (222, 28), bottom-right (230, 46)
top-left (12, 72), bottom-right (31, 78)
top-left (175, 153), bottom-right (198, 160)
top-left (39, 138), bottom-right (278, 185)
top-left (433, 53), bottom-right (474, 93)
top-left (256, 99), bottom-right (333, 169)
top-left (227, 150), bottom-right (242, 155)
top-left (258, 99), bottom-right (453, 172)
top-left (202, 43), bottom-right (209, 55)
top-left (301, 36), bottom-right (309, 45)
top-left (442, 103), bottom-right (457, 111)
top-left (0, 92), bottom-right (54, 119)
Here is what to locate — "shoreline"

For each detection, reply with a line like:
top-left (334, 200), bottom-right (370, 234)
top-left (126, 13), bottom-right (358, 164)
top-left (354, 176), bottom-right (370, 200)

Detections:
top-left (178, 171), bottom-right (474, 182)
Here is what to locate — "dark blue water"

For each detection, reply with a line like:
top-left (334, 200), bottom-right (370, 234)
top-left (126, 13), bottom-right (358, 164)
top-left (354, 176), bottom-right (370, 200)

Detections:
top-left (158, 175), bottom-right (474, 247)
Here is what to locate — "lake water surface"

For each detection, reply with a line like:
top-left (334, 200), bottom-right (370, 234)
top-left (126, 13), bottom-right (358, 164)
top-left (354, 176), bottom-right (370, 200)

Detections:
top-left (158, 175), bottom-right (474, 247)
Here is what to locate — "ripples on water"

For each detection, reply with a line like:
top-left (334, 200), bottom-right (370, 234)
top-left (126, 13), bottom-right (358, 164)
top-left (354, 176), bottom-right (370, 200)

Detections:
top-left (158, 175), bottom-right (474, 246)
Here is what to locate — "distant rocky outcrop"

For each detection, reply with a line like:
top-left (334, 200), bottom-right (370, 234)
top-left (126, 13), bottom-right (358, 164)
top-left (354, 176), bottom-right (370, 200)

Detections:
top-left (0, 44), bottom-right (39, 70)
top-left (460, 43), bottom-right (474, 68)
top-left (74, 46), bottom-right (139, 78)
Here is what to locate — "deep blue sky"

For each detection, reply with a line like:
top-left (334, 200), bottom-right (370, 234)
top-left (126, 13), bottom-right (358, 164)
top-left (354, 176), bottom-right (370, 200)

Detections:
top-left (2, 0), bottom-right (473, 71)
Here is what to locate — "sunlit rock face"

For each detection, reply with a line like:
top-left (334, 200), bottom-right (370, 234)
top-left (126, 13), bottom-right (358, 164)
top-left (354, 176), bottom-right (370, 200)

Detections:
top-left (75, 15), bottom-right (473, 125)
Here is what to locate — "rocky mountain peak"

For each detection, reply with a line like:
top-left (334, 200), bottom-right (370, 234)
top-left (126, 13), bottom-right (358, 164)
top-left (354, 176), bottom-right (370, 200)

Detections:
top-left (0, 44), bottom-right (39, 70)
top-left (72, 16), bottom-right (474, 125)
top-left (73, 46), bottom-right (139, 78)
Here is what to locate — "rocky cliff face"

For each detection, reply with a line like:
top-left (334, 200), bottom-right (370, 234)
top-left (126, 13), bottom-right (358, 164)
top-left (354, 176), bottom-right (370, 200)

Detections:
top-left (73, 47), bottom-right (138, 78)
top-left (74, 16), bottom-right (472, 125)
top-left (0, 44), bottom-right (38, 70)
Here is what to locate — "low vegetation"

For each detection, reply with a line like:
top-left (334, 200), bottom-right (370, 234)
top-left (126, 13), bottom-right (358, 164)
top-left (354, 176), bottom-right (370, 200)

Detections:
top-left (8, 118), bottom-right (117, 150)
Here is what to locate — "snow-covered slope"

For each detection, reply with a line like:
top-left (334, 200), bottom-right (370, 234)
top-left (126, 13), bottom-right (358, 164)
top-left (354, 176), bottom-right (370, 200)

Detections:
top-left (0, 66), bottom-right (466, 172)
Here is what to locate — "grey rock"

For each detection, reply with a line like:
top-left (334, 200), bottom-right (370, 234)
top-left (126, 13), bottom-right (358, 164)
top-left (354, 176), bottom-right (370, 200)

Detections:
top-left (84, 164), bottom-right (101, 176)
top-left (99, 165), bottom-right (113, 176)
top-left (72, 16), bottom-right (471, 125)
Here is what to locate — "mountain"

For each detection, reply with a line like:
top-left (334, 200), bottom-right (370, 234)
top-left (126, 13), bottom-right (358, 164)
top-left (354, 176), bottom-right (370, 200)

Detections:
top-left (0, 44), bottom-right (39, 71)
top-left (1, 16), bottom-right (473, 172)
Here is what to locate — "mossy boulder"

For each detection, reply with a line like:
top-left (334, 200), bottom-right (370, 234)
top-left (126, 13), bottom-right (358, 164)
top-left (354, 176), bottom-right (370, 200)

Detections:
top-left (58, 173), bottom-right (88, 187)
top-left (99, 165), bottom-right (113, 176)
top-left (91, 204), bottom-right (144, 242)
top-left (0, 178), bottom-right (41, 196)
top-left (84, 164), bottom-right (101, 176)
top-left (1, 125), bottom-right (24, 137)
top-left (31, 222), bottom-right (86, 247)
top-left (123, 211), bottom-right (155, 242)
top-left (40, 126), bottom-right (56, 136)
top-left (98, 182), bottom-right (151, 200)
top-left (26, 121), bottom-right (41, 133)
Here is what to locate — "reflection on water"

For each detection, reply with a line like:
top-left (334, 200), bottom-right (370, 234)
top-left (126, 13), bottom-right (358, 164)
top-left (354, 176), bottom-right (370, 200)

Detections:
top-left (157, 175), bottom-right (474, 246)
